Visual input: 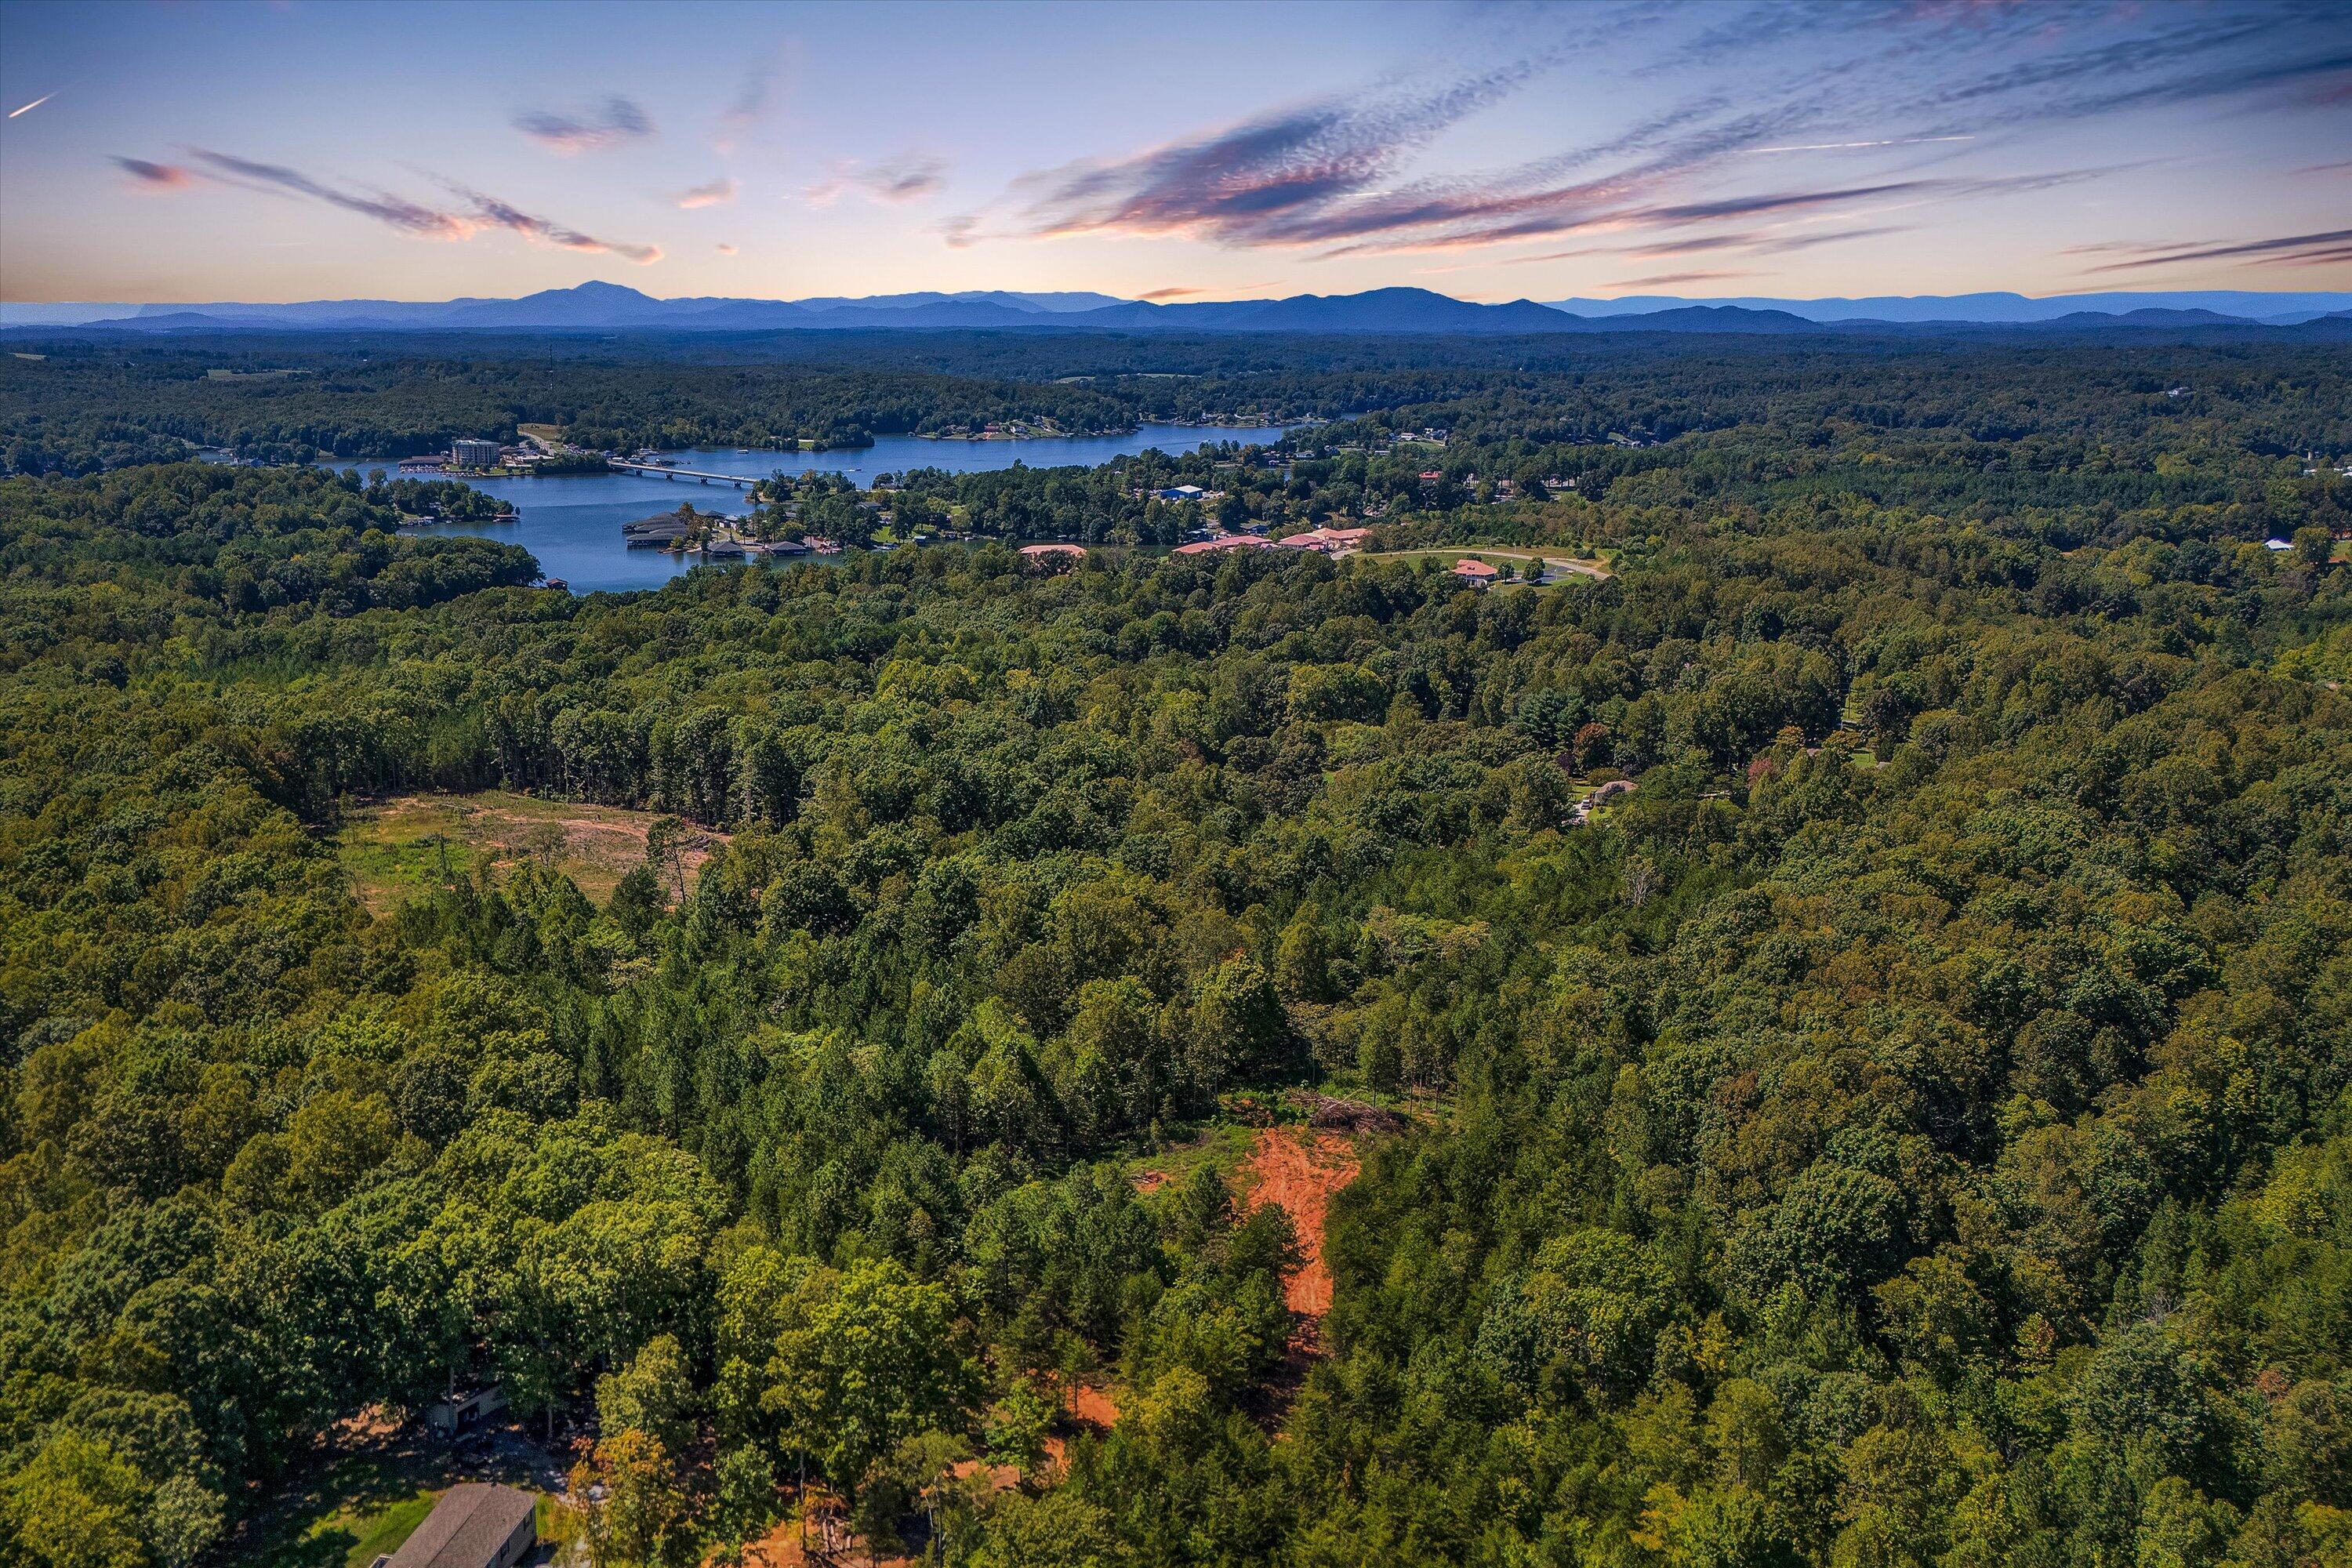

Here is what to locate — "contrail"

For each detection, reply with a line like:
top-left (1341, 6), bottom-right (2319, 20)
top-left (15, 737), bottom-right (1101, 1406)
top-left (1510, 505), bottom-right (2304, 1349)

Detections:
top-left (1746, 134), bottom-right (1974, 154)
top-left (8, 93), bottom-right (56, 119)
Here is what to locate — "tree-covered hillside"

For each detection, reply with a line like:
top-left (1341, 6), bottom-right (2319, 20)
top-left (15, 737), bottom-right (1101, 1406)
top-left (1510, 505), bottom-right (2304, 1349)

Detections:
top-left (0, 338), bottom-right (2347, 1568)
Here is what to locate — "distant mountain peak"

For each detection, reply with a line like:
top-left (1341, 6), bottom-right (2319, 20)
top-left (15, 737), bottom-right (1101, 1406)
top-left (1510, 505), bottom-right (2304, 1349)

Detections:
top-left (6, 284), bottom-right (2347, 337)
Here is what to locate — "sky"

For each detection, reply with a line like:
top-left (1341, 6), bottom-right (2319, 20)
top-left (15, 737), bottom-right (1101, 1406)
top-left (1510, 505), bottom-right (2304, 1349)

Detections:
top-left (0, 0), bottom-right (2347, 305)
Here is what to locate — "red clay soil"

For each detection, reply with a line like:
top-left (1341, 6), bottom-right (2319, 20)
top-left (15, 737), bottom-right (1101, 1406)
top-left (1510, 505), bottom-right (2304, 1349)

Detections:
top-left (1240, 1128), bottom-right (1360, 1317)
top-left (1064, 1382), bottom-right (1121, 1428)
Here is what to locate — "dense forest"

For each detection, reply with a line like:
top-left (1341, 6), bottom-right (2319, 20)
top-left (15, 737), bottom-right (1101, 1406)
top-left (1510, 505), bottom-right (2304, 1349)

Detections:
top-left (6, 329), bottom-right (2344, 477)
top-left (1, 335), bottom-right (2349, 1568)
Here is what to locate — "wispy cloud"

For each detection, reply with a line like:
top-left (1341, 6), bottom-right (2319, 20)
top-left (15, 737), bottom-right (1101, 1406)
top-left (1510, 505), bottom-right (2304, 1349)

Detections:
top-left (8, 92), bottom-right (56, 119)
top-left (1140, 285), bottom-right (1209, 300)
top-left (805, 154), bottom-right (947, 205)
top-left (1900, 18), bottom-right (2352, 132)
top-left (999, 61), bottom-right (1554, 249)
top-left (716, 55), bottom-right (783, 154)
top-left (1744, 135), bottom-right (1976, 154)
top-left (964, 1), bottom-right (2336, 268)
top-left (441, 182), bottom-right (663, 263)
top-left (675, 176), bottom-right (738, 209)
top-left (1608, 269), bottom-right (1762, 289)
top-left (715, 241), bottom-right (739, 256)
top-left (2078, 227), bottom-right (2352, 274)
top-left (159, 148), bottom-right (662, 261)
top-left (514, 96), bottom-right (653, 154)
top-left (191, 149), bottom-right (478, 240)
top-left (112, 157), bottom-right (195, 191)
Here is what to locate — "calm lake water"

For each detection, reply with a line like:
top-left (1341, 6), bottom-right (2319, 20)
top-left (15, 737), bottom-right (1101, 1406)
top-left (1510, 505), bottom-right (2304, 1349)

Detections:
top-left (332, 423), bottom-right (1287, 593)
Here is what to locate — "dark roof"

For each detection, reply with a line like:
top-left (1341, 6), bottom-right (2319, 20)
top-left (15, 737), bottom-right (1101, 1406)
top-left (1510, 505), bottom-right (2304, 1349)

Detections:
top-left (385, 1484), bottom-right (535, 1568)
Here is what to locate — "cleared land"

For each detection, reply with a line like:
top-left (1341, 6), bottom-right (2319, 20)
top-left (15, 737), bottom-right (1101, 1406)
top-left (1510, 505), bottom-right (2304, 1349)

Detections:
top-left (1239, 1128), bottom-right (1362, 1316)
top-left (338, 790), bottom-right (724, 914)
top-left (1366, 546), bottom-right (1613, 583)
top-left (240, 1453), bottom-right (561, 1568)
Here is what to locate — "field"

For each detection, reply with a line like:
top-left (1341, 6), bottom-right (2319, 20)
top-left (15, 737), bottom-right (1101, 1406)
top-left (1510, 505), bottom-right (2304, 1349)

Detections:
top-left (1365, 545), bottom-right (1613, 584)
top-left (235, 1406), bottom-right (571, 1568)
top-left (337, 790), bottom-right (724, 914)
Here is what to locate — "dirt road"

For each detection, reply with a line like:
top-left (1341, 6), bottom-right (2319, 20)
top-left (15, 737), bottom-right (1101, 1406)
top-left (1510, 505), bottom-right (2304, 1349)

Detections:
top-left (1240, 1128), bottom-right (1361, 1316)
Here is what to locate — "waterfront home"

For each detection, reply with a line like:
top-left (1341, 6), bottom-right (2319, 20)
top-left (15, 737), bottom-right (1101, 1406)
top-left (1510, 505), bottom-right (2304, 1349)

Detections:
top-left (622, 514), bottom-right (695, 547)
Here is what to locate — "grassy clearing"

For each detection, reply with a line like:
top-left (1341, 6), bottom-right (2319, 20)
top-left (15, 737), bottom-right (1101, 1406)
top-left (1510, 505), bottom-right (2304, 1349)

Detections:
top-left (1124, 1120), bottom-right (1261, 1196)
top-left (337, 789), bottom-right (724, 915)
top-left (1363, 546), bottom-right (1613, 584)
top-left (517, 422), bottom-right (566, 443)
top-left (239, 1431), bottom-right (567, 1568)
top-left (241, 1453), bottom-right (439, 1568)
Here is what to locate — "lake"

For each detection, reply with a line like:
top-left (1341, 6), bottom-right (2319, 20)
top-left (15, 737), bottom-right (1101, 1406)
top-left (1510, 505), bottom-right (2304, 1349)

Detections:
top-left (333, 423), bottom-right (1287, 593)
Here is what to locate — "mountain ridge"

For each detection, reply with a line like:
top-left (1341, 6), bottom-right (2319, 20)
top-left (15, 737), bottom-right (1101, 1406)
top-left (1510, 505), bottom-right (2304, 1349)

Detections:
top-left (5, 281), bottom-right (2347, 336)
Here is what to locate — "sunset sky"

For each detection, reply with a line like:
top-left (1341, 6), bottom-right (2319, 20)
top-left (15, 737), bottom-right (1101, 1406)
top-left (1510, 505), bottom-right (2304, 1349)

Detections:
top-left (2, 0), bottom-right (2346, 304)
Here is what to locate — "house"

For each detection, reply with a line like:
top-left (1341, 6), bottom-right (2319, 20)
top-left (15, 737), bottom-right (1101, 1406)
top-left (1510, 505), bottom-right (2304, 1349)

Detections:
top-left (1273, 526), bottom-right (1372, 555)
top-left (378, 1483), bottom-right (535, 1568)
top-left (1172, 534), bottom-right (1272, 557)
top-left (1020, 543), bottom-right (1087, 570)
top-left (425, 1384), bottom-right (506, 1436)
top-left (624, 522), bottom-right (691, 548)
top-left (1152, 485), bottom-right (1207, 502)
top-left (1451, 558), bottom-right (1501, 585)
top-left (2266, 538), bottom-right (2294, 552)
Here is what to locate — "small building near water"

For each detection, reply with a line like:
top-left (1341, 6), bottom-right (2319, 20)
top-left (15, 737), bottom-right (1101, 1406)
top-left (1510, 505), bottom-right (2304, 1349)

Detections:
top-left (377, 1483), bottom-right (535, 1568)
top-left (623, 513), bottom-right (695, 547)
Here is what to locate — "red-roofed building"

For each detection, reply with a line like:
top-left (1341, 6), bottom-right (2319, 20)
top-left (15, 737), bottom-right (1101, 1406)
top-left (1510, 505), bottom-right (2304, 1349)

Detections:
top-left (1451, 557), bottom-right (1501, 585)
top-left (1273, 525), bottom-right (1374, 555)
top-left (1172, 534), bottom-right (1272, 557)
top-left (1018, 543), bottom-right (1086, 557)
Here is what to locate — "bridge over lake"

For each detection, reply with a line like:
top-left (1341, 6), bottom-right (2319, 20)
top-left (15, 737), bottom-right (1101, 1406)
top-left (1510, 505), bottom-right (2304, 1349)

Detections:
top-left (606, 459), bottom-right (757, 488)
